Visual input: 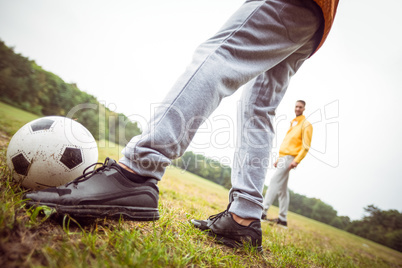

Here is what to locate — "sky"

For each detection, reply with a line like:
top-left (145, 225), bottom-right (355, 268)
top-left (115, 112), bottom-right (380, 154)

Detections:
top-left (1, 0), bottom-right (402, 220)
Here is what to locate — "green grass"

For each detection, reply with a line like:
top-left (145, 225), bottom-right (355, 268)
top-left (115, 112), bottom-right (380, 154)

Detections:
top-left (0, 102), bottom-right (39, 136)
top-left (1, 101), bottom-right (402, 267)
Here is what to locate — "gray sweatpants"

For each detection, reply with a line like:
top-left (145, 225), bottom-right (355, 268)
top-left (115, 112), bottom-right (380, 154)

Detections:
top-left (120, 0), bottom-right (323, 219)
top-left (262, 155), bottom-right (295, 221)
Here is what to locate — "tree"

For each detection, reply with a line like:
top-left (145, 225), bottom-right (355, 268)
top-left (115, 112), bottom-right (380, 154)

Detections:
top-left (346, 205), bottom-right (402, 252)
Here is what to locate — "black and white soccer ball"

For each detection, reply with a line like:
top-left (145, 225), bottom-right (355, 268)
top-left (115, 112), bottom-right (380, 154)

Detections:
top-left (6, 116), bottom-right (98, 190)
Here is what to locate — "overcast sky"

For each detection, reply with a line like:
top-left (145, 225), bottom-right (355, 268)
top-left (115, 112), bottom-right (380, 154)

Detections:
top-left (1, 0), bottom-right (401, 220)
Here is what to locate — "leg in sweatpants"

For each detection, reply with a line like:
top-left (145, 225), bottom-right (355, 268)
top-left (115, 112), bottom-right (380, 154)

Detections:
top-left (120, 0), bottom-right (323, 219)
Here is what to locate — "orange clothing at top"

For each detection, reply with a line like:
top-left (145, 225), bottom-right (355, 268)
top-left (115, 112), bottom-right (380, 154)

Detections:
top-left (313, 0), bottom-right (340, 53)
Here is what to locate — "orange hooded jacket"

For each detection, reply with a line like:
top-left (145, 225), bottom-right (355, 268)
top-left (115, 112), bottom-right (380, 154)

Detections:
top-left (313, 0), bottom-right (340, 53)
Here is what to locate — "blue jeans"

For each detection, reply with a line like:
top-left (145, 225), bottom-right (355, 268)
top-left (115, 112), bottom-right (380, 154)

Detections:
top-left (120, 0), bottom-right (323, 219)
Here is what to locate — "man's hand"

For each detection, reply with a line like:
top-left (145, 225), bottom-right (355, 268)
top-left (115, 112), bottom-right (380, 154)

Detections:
top-left (289, 161), bottom-right (298, 169)
top-left (273, 160), bottom-right (278, 168)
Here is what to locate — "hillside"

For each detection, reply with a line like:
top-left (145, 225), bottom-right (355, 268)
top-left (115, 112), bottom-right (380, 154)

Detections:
top-left (1, 102), bottom-right (402, 267)
top-left (0, 39), bottom-right (141, 145)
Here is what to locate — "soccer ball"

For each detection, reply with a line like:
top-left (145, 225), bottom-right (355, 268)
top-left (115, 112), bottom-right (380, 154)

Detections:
top-left (6, 116), bottom-right (98, 190)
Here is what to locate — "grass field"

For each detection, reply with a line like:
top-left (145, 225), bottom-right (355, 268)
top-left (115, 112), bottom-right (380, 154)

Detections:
top-left (1, 101), bottom-right (402, 267)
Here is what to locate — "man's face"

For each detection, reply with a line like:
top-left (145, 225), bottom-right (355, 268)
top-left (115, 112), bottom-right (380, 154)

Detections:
top-left (295, 102), bottom-right (305, 116)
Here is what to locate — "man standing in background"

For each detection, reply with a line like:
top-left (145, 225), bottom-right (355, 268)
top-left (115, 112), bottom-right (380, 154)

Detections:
top-left (262, 100), bottom-right (313, 228)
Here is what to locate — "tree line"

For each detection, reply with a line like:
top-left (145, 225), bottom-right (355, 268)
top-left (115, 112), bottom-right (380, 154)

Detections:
top-left (0, 40), bottom-right (140, 145)
top-left (172, 151), bottom-right (402, 252)
top-left (172, 151), bottom-right (232, 189)
top-left (346, 205), bottom-right (402, 252)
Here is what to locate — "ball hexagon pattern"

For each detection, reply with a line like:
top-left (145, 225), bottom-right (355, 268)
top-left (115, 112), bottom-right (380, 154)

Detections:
top-left (11, 153), bottom-right (31, 176)
top-left (30, 118), bottom-right (55, 132)
top-left (60, 147), bottom-right (83, 169)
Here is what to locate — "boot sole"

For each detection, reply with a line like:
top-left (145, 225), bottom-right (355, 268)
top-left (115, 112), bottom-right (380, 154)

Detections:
top-left (28, 202), bottom-right (159, 221)
top-left (192, 222), bottom-right (263, 252)
top-left (211, 232), bottom-right (263, 253)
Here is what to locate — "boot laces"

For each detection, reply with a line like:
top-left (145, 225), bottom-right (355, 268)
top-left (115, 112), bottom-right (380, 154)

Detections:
top-left (208, 204), bottom-right (231, 223)
top-left (66, 157), bottom-right (115, 186)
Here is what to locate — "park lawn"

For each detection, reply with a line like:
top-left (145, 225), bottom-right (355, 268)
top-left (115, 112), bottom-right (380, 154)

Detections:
top-left (1, 101), bottom-right (402, 267)
top-left (0, 101), bottom-right (39, 136)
